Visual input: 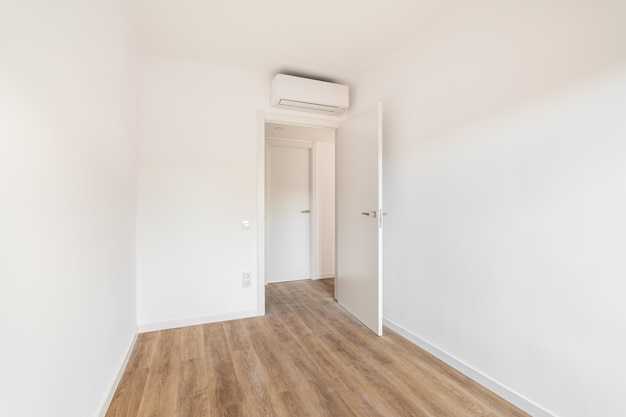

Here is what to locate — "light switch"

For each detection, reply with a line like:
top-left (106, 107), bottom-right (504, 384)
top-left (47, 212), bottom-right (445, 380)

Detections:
top-left (242, 220), bottom-right (251, 230)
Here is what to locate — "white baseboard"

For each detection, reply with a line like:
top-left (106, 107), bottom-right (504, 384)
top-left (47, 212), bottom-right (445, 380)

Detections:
top-left (138, 309), bottom-right (258, 333)
top-left (97, 329), bottom-right (138, 417)
top-left (383, 319), bottom-right (555, 417)
top-left (314, 273), bottom-right (334, 279)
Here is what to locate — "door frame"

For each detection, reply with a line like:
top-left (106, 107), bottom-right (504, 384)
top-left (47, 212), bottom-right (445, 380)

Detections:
top-left (256, 110), bottom-right (341, 316)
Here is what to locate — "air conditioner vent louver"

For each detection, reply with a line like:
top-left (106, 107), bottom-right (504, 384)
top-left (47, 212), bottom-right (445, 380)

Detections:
top-left (271, 74), bottom-right (349, 116)
top-left (278, 99), bottom-right (340, 113)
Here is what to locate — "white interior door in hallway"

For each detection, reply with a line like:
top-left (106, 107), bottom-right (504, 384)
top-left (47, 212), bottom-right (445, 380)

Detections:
top-left (266, 144), bottom-right (311, 283)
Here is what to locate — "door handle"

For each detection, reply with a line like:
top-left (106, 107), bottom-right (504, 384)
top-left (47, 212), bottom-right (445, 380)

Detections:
top-left (361, 211), bottom-right (377, 218)
top-left (301, 210), bottom-right (311, 213)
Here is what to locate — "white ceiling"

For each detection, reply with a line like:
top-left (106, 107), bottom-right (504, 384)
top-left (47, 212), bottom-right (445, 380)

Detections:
top-left (128, 0), bottom-right (453, 85)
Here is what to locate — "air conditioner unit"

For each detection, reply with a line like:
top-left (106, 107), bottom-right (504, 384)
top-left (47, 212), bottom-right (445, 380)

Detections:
top-left (270, 74), bottom-right (349, 116)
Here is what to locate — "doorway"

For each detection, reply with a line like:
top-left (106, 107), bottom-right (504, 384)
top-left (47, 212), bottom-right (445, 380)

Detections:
top-left (257, 104), bottom-right (384, 335)
top-left (263, 121), bottom-right (336, 289)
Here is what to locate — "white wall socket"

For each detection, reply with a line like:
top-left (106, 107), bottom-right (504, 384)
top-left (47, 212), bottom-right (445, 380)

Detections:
top-left (242, 271), bottom-right (252, 288)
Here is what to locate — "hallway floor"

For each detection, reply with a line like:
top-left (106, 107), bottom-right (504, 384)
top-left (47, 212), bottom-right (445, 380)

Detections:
top-left (106, 278), bottom-right (528, 416)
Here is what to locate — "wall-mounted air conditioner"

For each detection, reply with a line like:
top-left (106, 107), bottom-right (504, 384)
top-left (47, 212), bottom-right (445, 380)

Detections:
top-left (270, 74), bottom-right (349, 116)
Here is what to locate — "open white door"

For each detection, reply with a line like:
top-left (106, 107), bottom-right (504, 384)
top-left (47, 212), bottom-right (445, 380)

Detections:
top-left (336, 103), bottom-right (383, 336)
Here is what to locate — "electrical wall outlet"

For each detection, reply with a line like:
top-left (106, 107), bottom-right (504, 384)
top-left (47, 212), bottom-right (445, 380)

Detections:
top-left (242, 271), bottom-right (252, 288)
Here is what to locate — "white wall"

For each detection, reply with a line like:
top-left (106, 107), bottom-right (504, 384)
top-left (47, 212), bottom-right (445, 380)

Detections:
top-left (0, 1), bottom-right (138, 417)
top-left (353, 1), bottom-right (626, 416)
top-left (136, 56), bottom-right (267, 330)
top-left (136, 60), bottom-right (341, 331)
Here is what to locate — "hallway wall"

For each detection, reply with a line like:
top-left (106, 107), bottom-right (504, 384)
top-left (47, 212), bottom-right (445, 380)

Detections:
top-left (136, 56), bottom-right (265, 329)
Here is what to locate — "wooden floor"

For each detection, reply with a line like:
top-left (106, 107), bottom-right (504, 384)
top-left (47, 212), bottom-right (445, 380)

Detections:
top-left (106, 279), bottom-right (529, 417)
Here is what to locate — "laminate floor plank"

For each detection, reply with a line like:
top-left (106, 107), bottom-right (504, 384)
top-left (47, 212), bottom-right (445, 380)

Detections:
top-left (105, 367), bottom-right (149, 417)
top-left (297, 377), bottom-right (359, 417)
top-left (275, 390), bottom-right (311, 417)
top-left (201, 323), bottom-right (230, 365)
top-left (205, 355), bottom-right (241, 409)
top-left (330, 364), bottom-right (404, 417)
top-left (348, 362), bottom-right (435, 417)
top-left (106, 278), bottom-right (529, 417)
top-left (222, 319), bottom-right (251, 352)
